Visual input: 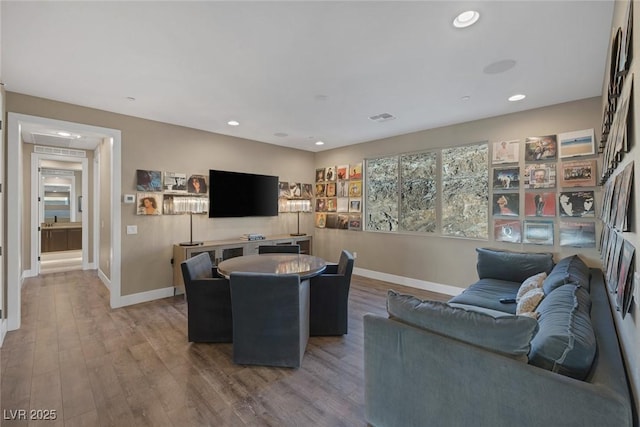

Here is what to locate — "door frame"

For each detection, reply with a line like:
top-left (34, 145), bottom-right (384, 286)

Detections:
top-left (31, 153), bottom-right (90, 275)
top-left (7, 113), bottom-right (122, 332)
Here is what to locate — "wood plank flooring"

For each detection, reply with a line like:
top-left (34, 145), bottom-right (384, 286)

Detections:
top-left (1, 270), bottom-right (449, 426)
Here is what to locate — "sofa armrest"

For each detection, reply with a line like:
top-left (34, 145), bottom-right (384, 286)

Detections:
top-left (364, 314), bottom-right (632, 427)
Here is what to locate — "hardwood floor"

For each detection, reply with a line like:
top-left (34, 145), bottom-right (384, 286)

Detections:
top-left (1, 270), bottom-right (449, 426)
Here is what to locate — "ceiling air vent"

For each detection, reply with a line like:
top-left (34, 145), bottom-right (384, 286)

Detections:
top-left (34, 145), bottom-right (86, 158)
top-left (368, 112), bottom-right (396, 123)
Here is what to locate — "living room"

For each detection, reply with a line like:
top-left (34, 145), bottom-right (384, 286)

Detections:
top-left (1, 1), bottom-right (639, 425)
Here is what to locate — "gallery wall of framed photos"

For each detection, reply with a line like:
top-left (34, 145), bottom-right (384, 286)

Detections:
top-left (314, 163), bottom-right (362, 230)
top-left (135, 169), bottom-right (209, 216)
top-left (491, 130), bottom-right (599, 249)
top-left (596, 0), bottom-right (635, 318)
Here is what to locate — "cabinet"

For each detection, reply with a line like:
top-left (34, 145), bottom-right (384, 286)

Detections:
top-left (41, 226), bottom-right (83, 252)
top-left (172, 234), bottom-right (312, 292)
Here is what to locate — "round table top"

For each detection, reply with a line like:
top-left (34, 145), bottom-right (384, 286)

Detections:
top-left (217, 254), bottom-right (327, 279)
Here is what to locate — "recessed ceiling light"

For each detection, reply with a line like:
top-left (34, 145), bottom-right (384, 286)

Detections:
top-left (461, 95), bottom-right (471, 101)
top-left (57, 131), bottom-right (71, 137)
top-left (453, 10), bottom-right (480, 28)
top-left (126, 96), bottom-right (136, 101)
top-left (508, 94), bottom-right (526, 102)
top-left (227, 120), bottom-right (240, 126)
top-left (315, 141), bottom-right (325, 146)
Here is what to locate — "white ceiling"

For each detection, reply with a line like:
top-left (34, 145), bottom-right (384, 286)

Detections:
top-left (1, 1), bottom-right (614, 152)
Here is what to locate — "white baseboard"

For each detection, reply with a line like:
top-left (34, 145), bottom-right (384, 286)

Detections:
top-left (98, 269), bottom-right (111, 290)
top-left (23, 269), bottom-right (36, 278)
top-left (353, 267), bottom-right (463, 297)
top-left (0, 319), bottom-right (7, 347)
top-left (116, 287), bottom-right (176, 308)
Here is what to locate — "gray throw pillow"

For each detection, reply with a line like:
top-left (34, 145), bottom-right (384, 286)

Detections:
top-left (542, 255), bottom-right (591, 295)
top-left (387, 290), bottom-right (539, 361)
top-left (529, 284), bottom-right (596, 380)
top-left (476, 248), bottom-right (554, 282)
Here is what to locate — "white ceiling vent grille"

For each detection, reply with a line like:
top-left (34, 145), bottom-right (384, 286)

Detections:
top-left (368, 112), bottom-right (396, 123)
top-left (34, 145), bottom-right (86, 158)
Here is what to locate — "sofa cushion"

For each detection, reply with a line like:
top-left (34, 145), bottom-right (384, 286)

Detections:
top-left (516, 272), bottom-right (547, 302)
top-left (529, 284), bottom-right (596, 380)
top-left (448, 278), bottom-right (520, 314)
top-left (476, 248), bottom-right (554, 282)
top-left (516, 288), bottom-right (545, 315)
top-left (542, 255), bottom-right (591, 295)
top-left (388, 290), bottom-right (539, 361)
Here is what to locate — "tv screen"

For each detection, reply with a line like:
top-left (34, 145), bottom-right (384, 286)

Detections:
top-left (208, 170), bottom-right (279, 217)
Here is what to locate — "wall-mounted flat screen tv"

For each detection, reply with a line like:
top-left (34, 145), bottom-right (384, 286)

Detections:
top-left (208, 170), bottom-right (279, 217)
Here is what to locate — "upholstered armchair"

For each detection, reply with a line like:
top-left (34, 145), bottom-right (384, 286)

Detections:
top-left (229, 272), bottom-right (309, 368)
top-left (258, 244), bottom-right (301, 254)
top-left (310, 250), bottom-right (355, 336)
top-left (180, 252), bottom-right (233, 343)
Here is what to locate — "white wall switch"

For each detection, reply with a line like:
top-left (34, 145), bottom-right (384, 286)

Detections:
top-left (123, 194), bottom-right (135, 204)
top-left (126, 225), bottom-right (138, 235)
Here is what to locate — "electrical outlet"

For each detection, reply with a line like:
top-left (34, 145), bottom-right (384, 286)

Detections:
top-left (126, 225), bottom-right (138, 235)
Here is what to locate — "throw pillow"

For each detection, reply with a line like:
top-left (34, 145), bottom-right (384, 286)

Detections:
top-left (516, 288), bottom-right (545, 315)
top-left (476, 247), bottom-right (554, 283)
top-left (516, 272), bottom-right (547, 302)
top-left (518, 311), bottom-right (540, 320)
top-left (542, 255), bottom-right (591, 294)
top-left (387, 290), bottom-right (539, 361)
top-left (529, 284), bottom-right (596, 380)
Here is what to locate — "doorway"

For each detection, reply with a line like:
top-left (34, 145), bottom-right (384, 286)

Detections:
top-left (31, 152), bottom-right (89, 276)
top-left (38, 161), bottom-right (85, 274)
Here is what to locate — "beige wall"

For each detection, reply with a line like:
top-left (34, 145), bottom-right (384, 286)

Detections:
top-left (7, 92), bottom-right (316, 296)
top-left (314, 97), bottom-right (602, 285)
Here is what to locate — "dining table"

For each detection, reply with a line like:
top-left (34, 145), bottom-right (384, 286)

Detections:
top-left (217, 253), bottom-right (327, 279)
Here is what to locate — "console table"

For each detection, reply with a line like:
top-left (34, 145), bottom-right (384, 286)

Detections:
top-left (172, 234), bottom-right (312, 293)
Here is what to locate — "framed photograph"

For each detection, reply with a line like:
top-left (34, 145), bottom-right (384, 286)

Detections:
top-left (136, 192), bottom-right (162, 215)
top-left (315, 198), bottom-right (327, 212)
top-left (315, 213), bottom-right (327, 228)
top-left (136, 169), bottom-right (162, 192)
top-left (315, 183), bottom-right (326, 198)
top-left (348, 214), bottom-right (362, 230)
top-left (491, 140), bottom-right (520, 164)
top-left (558, 129), bottom-right (595, 158)
top-left (494, 219), bottom-right (521, 243)
top-left (349, 163), bottom-right (362, 179)
top-left (325, 166), bottom-right (337, 181)
top-left (326, 197), bottom-right (337, 212)
top-left (559, 221), bottom-right (596, 248)
top-left (325, 214), bottom-right (339, 229)
top-left (279, 181), bottom-right (291, 198)
top-left (559, 160), bottom-right (597, 187)
top-left (187, 175), bottom-right (208, 194)
top-left (492, 167), bottom-right (520, 190)
top-left (617, 239), bottom-right (636, 317)
top-left (559, 191), bottom-right (595, 218)
top-left (163, 171), bottom-right (187, 193)
top-left (492, 192), bottom-right (519, 216)
top-left (315, 168), bottom-right (326, 182)
top-left (337, 214), bottom-right (349, 230)
top-left (301, 183), bottom-right (313, 199)
top-left (524, 164), bottom-right (556, 189)
top-left (349, 181), bottom-right (362, 197)
top-left (337, 197), bottom-right (349, 213)
top-left (349, 198), bottom-right (362, 212)
top-left (336, 165), bottom-right (349, 180)
top-left (336, 180), bottom-right (349, 197)
top-left (524, 135), bottom-right (557, 161)
top-left (288, 182), bottom-right (302, 198)
top-left (523, 220), bottom-right (554, 245)
top-left (325, 182), bottom-right (336, 197)
top-left (524, 192), bottom-right (556, 217)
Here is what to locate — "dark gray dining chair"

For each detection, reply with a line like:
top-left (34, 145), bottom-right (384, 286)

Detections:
top-left (229, 271), bottom-right (309, 368)
top-left (258, 244), bottom-right (301, 254)
top-left (309, 250), bottom-right (355, 336)
top-left (180, 252), bottom-right (233, 343)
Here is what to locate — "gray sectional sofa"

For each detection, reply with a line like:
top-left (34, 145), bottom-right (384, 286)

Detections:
top-left (364, 248), bottom-right (633, 427)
